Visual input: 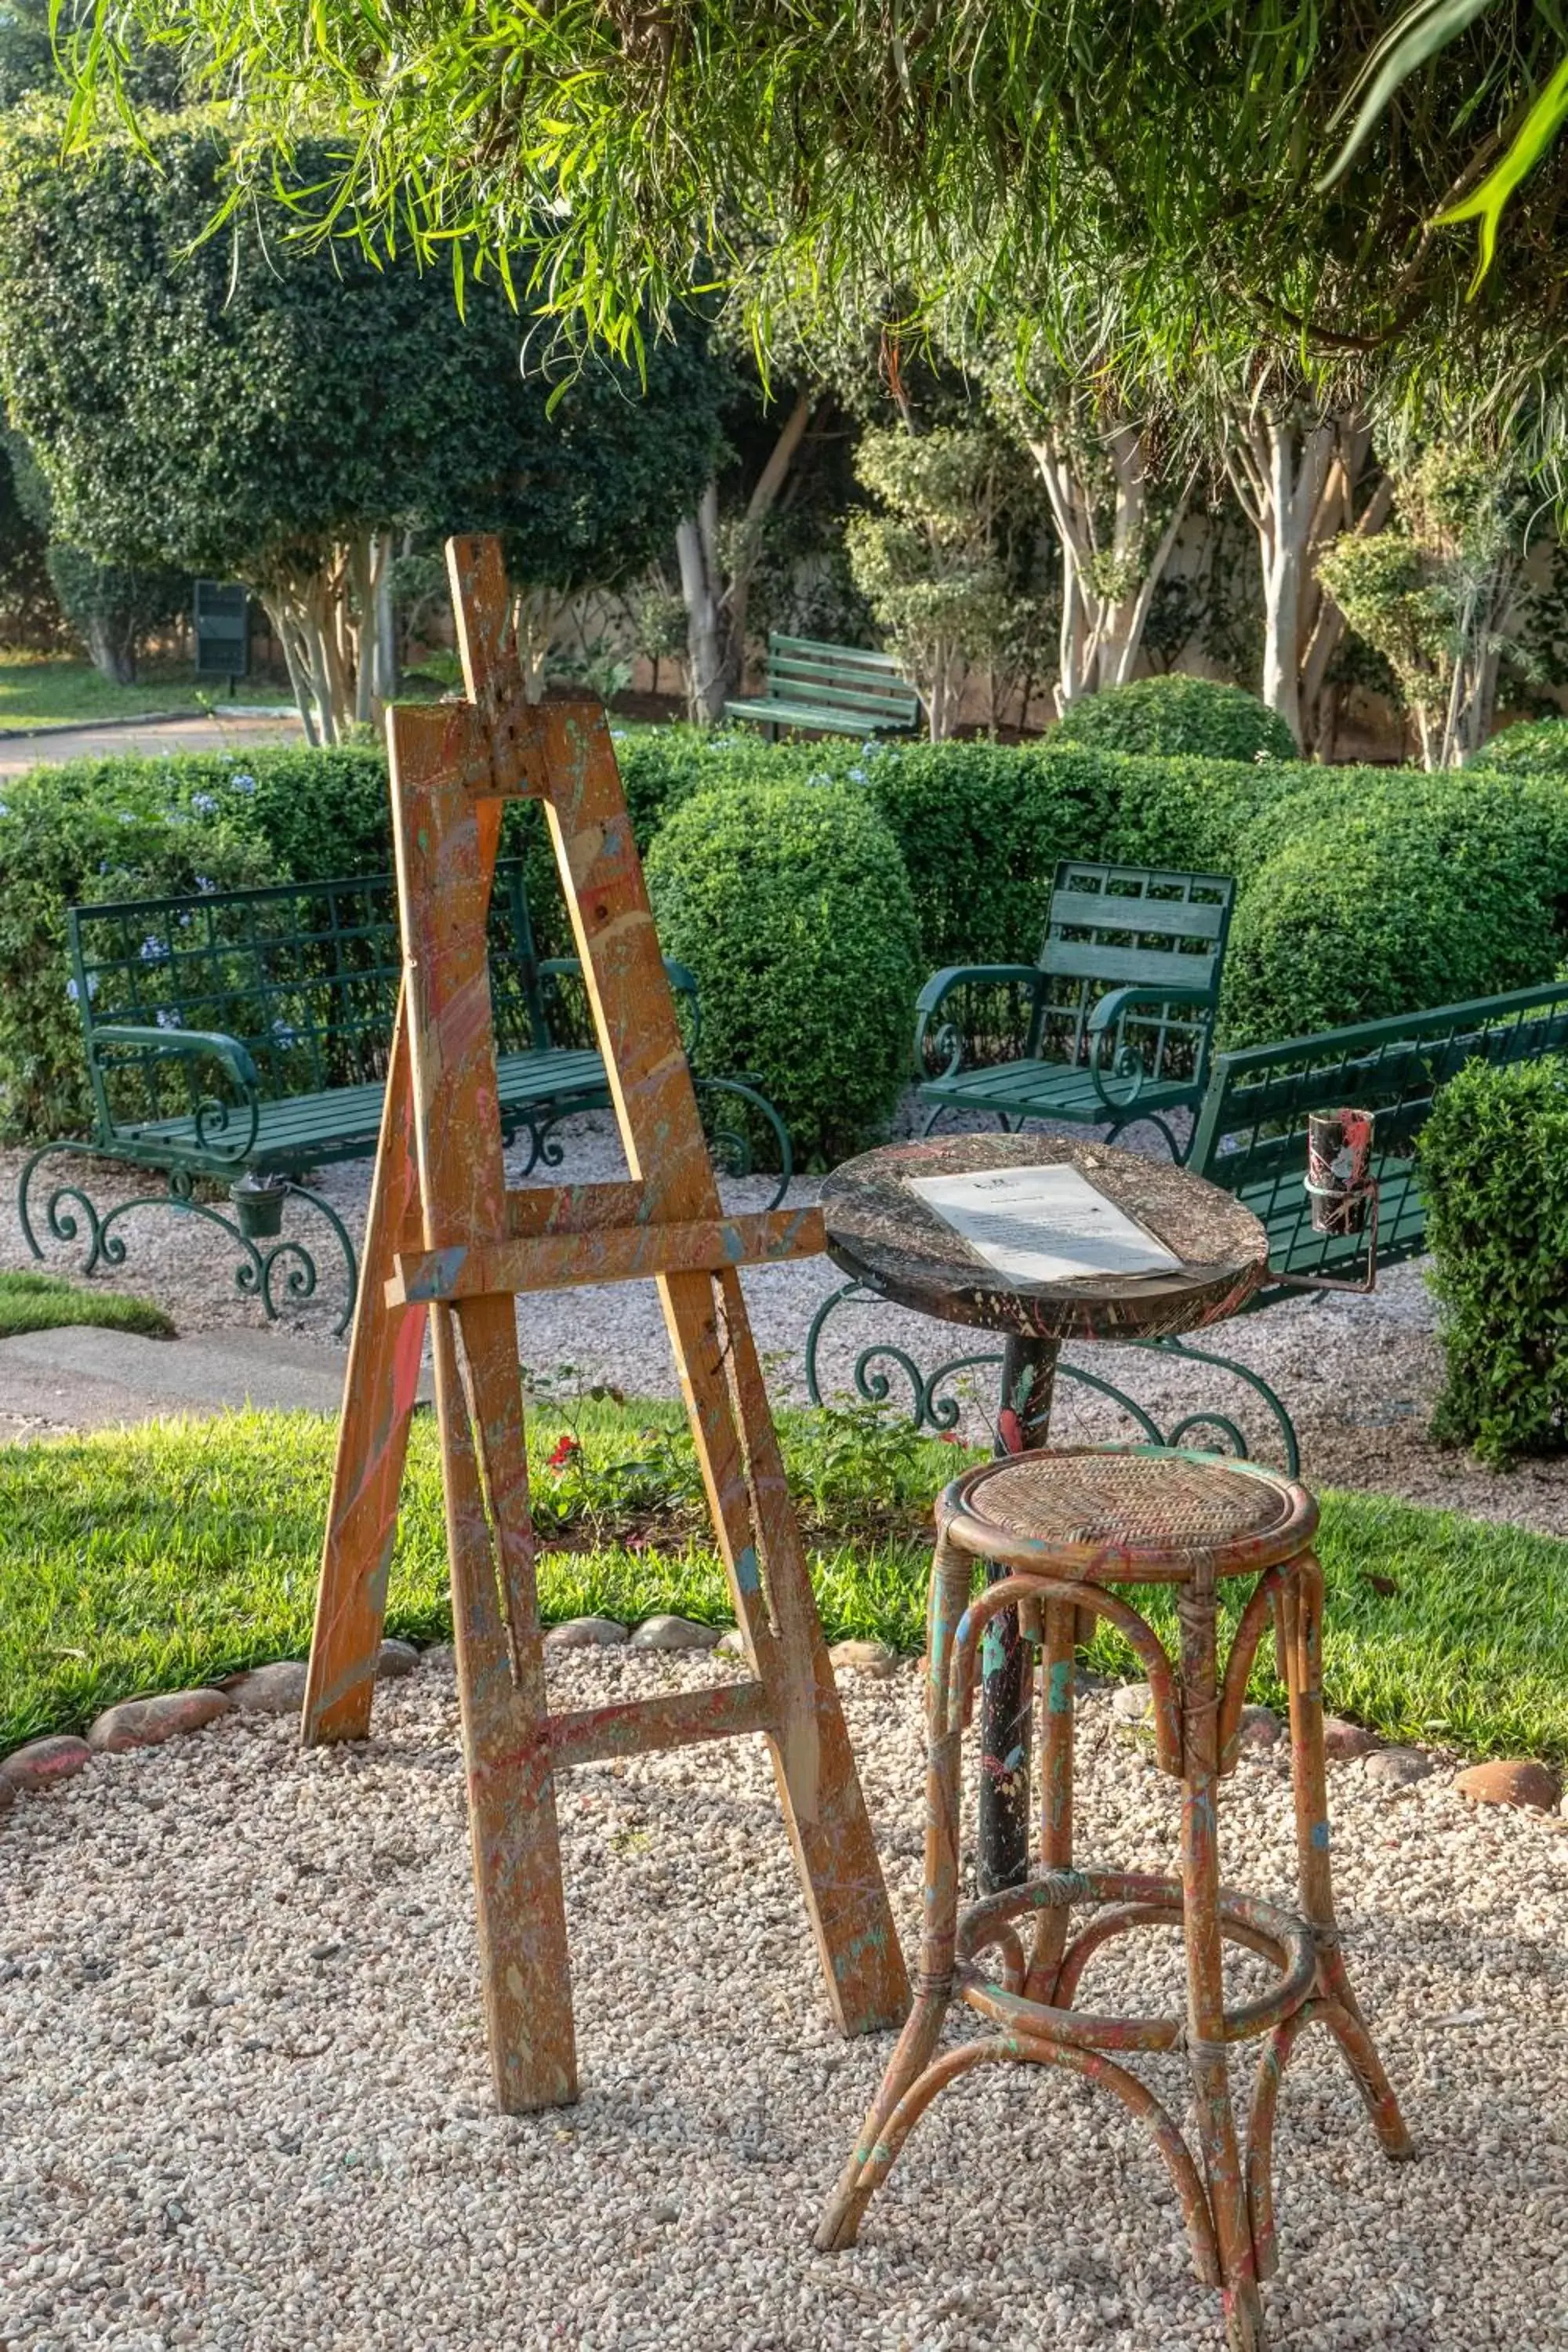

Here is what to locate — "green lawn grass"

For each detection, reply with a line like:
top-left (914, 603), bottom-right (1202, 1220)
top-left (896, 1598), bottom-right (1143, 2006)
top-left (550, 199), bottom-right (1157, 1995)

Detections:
top-left (1, 1400), bottom-right (1564, 1762)
top-left (0, 652), bottom-right (292, 732)
top-left (0, 1270), bottom-right (175, 1341)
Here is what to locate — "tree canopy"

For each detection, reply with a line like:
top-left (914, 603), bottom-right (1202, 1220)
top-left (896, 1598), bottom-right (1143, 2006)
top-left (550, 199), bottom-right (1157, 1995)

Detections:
top-left (60, 1), bottom-right (1568, 390)
top-left (0, 110), bottom-right (725, 718)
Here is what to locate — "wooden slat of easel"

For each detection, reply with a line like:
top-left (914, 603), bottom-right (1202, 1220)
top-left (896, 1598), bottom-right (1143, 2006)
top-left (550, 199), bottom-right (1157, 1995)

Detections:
top-left (303, 536), bottom-right (907, 2109)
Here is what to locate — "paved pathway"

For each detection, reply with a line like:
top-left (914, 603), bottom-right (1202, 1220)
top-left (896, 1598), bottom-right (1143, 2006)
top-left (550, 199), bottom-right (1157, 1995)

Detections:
top-left (0, 707), bottom-right (302, 776)
top-left (0, 1325), bottom-right (429, 1442)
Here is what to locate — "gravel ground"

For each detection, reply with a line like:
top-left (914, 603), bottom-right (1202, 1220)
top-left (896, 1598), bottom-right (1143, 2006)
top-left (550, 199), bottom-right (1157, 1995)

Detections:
top-left (2, 1646), bottom-right (1564, 2352)
top-left (5, 1105), bottom-right (1568, 1536)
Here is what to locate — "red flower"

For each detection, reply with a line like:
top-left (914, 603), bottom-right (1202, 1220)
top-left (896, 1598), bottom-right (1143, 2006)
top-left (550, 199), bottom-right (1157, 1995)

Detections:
top-left (546, 1435), bottom-right (581, 1475)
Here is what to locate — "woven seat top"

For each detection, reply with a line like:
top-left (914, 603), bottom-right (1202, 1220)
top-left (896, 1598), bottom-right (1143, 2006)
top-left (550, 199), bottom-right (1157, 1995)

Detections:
top-left (952, 1447), bottom-right (1312, 1577)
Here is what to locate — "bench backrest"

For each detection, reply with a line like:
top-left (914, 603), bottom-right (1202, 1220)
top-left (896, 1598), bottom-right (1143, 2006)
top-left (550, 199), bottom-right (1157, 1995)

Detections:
top-left (760, 633), bottom-right (920, 731)
top-left (69, 858), bottom-right (556, 1129)
top-left (1189, 978), bottom-right (1568, 1282)
top-left (1032, 860), bottom-right (1236, 1080)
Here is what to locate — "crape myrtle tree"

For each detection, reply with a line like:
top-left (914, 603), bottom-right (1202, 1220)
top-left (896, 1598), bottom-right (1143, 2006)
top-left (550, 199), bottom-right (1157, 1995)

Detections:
top-left (0, 113), bottom-right (724, 736)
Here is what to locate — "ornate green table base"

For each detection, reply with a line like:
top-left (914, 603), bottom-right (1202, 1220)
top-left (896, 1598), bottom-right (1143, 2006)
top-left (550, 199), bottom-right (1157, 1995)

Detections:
top-left (805, 1277), bottom-right (1300, 1474)
top-left (16, 1144), bottom-right (359, 1337)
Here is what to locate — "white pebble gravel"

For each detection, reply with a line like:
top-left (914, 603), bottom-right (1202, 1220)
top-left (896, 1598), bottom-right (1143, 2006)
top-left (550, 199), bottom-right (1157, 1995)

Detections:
top-left (2, 1647), bottom-right (1565, 2351)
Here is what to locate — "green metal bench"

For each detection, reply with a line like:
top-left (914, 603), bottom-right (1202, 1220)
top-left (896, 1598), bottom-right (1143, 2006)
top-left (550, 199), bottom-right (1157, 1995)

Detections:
top-left (809, 976), bottom-right (1568, 1470)
top-left (1189, 978), bottom-right (1568, 1305)
top-left (914, 860), bottom-right (1236, 1160)
top-left (724, 632), bottom-right (920, 739)
top-left (20, 861), bottom-right (793, 1333)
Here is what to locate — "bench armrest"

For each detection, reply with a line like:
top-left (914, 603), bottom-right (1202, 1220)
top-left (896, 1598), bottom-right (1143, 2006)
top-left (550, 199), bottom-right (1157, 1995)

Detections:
top-left (539, 956), bottom-right (702, 1061)
top-left (86, 1025), bottom-right (262, 1160)
top-left (1085, 982), bottom-right (1214, 1113)
top-left (914, 964), bottom-right (1042, 1080)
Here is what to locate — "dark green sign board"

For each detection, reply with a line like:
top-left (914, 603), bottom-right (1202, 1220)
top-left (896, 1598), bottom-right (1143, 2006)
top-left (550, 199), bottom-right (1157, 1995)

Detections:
top-left (193, 580), bottom-right (249, 682)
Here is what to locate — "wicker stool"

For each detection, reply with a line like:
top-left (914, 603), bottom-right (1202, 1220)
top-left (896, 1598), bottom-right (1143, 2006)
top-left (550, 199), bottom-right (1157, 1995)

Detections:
top-left (815, 1446), bottom-right (1412, 2352)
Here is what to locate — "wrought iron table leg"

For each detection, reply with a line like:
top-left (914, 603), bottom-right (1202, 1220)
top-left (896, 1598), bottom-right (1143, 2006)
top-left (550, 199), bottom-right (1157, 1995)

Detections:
top-left (978, 1337), bottom-right (1057, 1894)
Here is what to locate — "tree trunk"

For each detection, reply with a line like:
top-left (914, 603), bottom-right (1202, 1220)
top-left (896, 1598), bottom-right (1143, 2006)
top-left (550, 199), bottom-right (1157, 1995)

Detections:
top-left (511, 586), bottom-right (564, 702)
top-left (83, 615), bottom-right (136, 688)
top-left (677, 486), bottom-right (727, 722)
top-left (675, 391), bottom-right (818, 723)
top-left (1225, 413), bottom-right (1335, 750)
top-left (1029, 427), bottom-right (1192, 714)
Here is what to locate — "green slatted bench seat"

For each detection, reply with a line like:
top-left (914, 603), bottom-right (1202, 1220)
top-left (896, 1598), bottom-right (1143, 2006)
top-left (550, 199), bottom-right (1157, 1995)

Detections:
top-left (19, 860), bottom-right (791, 1332)
top-left (914, 860), bottom-right (1236, 1161)
top-left (1187, 979), bottom-right (1568, 1303)
top-left (724, 632), bottom-right (920, 739)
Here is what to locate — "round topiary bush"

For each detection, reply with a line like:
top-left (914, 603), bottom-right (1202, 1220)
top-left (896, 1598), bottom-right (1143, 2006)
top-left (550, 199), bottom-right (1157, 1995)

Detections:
top-left (1050, 675), bottom-right (1296, 764)
top-left (1220, 787), bottom-right (1563, 1049)
top-left (1468, 715), bottom-right (1568, 778)
top-left (644, 777), bottom-right (921, 1168)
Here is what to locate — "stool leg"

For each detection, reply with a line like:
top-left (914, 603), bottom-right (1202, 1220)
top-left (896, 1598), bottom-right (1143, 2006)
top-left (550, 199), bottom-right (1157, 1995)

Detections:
top-left (815, 1529), bottom-right (971, 2252)
top-left (1023, 1594), bottom-right (1076, 2004)
top-left (1279, 1557), bottom-right (1413, 2161)
top-left (1177, 1573), bottom-right (1268, 2352)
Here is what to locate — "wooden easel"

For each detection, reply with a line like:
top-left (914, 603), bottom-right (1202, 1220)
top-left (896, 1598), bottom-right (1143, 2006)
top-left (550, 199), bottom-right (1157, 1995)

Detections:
top-left (299, 536), bottom-right (909, 2111)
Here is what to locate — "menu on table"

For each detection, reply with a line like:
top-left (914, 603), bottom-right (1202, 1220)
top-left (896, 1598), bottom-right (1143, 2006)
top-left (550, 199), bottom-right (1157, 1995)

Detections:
top-left (906, 1163), bottom-right (1182, 1287)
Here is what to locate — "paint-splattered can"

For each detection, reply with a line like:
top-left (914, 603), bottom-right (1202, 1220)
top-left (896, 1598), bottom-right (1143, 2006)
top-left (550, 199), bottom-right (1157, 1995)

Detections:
top-left (1305, 1109), bottom-right (1375, 1236)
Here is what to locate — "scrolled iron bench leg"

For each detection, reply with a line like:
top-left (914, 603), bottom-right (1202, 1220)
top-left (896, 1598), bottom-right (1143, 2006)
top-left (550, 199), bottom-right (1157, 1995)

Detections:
top-left (17, 1140), bottom-right (117, 1276)
top-left (17, 1148), bottom-right (358, 1336)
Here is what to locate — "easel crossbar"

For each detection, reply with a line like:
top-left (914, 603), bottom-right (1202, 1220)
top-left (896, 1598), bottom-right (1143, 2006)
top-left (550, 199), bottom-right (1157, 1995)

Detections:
top-left (548, 1678), bottom-right (771, 1770)
top-left (390, 1207), bottom-right (825, 1303)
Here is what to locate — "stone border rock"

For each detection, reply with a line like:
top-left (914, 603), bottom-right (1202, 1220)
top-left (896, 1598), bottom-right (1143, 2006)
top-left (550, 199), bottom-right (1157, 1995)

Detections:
top-left (3, 1632), bottom-right (1564, 1828)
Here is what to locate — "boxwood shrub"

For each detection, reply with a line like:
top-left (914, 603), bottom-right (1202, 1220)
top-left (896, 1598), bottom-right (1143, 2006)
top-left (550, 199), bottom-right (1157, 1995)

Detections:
top-left (644, 777), bottom-right (921, 1167)
top-left (1219, 779), bottom-right (1564, 1049)
top-left (1421, 1056), bottom-right (1568, 1466)
top-left (1050, 675), bottom-right (1296, 764)
top-left (1468, 714), bottom-right (1568, 778)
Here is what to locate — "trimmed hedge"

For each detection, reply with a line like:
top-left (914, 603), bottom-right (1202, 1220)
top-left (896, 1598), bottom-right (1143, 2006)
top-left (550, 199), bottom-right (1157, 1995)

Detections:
top-left (1051, 675), bottom-right (1296, 764)
top-left (644, 778), bottom-right (922, 1167)
top-left (1468, 714), bottom-right (1568, 779)
top-left (1220, 778), bottom-right (1565, 1049)
top-left (7, 724), bottom-right (1568, 1152)
top-left (1421, 1057), bottom-right (1568, 1466)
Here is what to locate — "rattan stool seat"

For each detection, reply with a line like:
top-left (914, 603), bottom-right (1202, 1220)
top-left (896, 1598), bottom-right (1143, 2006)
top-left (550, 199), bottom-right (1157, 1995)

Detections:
top-left (815, 1443), bottom-right (1411, 2352)
top-left (944, 1444), bottom-right (1318, 1581)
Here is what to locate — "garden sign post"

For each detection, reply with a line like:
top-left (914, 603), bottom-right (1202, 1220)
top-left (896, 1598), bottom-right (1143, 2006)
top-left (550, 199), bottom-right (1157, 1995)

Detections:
top-left (300, 535), bottom-right (909, 2111)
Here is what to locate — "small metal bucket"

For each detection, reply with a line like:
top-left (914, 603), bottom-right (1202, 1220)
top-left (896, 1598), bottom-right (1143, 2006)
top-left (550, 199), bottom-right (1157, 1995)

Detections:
top-left (231, 1174), bottom-right (287, 1241)
top-left (1305, 1109), bottom-right (1375, 1236)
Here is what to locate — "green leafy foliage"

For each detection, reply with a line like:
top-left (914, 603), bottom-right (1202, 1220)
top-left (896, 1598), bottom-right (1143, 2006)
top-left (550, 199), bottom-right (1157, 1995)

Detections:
top-left (4, 1402), bottom-right (1568, 1760)
top-left (1050, 675), bottom-right (1294, 763)
top-left (0, 742), bottom-right (388, 1137)
top-left (1468, 713), bottom-right (1568, 776)
top-left (0, 765), bottom-right (270, 1137)
top-left (844, 424), bottom-right (1045, 739)
top-left (857, 741), bottom-right (1115, 967)
top-left (1220, 774), bottom-right (1564, 1047)
top-left (1421, 1056), bottom-right (1568, 1465)
top-left (644, 777), bottom-right (921, 1167)
top-left (0, 114), bottom-right (724, 728)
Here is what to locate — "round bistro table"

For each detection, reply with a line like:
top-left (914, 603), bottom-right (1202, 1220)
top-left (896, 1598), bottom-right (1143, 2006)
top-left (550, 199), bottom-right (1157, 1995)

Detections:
top-left (820, 1133), bottom-right (1270, 1892)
